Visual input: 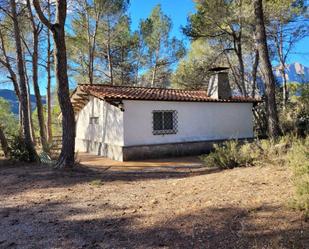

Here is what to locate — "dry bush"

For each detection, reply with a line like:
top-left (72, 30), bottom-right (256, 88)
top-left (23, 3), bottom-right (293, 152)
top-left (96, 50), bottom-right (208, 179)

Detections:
top-left (201, 136), bottom-right (294, 169)
top-left (287, 137), bottom-right (309, 217)
top-left (200, 140), bottom-right (256, 169)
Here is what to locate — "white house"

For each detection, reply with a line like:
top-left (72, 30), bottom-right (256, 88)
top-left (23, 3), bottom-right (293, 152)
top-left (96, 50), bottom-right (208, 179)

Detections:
top-left (71, 69), bottom-right (260, 161)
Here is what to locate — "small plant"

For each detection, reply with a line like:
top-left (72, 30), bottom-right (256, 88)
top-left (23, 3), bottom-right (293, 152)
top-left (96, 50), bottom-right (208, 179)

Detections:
top-left (89, 179), bottom-right (103, 187)
top-left (200, 140), bottom-right (255, 169)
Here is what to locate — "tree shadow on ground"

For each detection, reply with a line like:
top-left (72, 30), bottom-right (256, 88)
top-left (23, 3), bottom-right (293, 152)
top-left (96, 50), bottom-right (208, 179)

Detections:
top-left (0, 160), bottom-right (219, 197)
top-left (0, 200), bottom-right (308, 249)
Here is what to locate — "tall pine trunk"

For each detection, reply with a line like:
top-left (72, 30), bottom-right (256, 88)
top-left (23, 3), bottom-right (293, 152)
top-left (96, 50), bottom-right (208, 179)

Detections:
top-left (0, 125), bottom-right (10, 158)
top-left (107, 42), bottom-right (114, 85)
top-left (151, 47), bottom-right (160, 87)
top-left (25, 76), bottom-right (35, 143)
top-left (151, 64), bottom-right (157, 87)
top-left (280, 65), bottom-right (289, 107)
top-left (251, 49), bottom-right (259, 98)
top-left (34, 0), bottom-right (76, 168)
top-left (235, 39), bottom-right (247, 96)
top-left (276, 24), bottom-right (289, 107)
top-left (46, 0), bottom-right (52, 143)
top-left (52, 25), bottom-right (76, 168)
top-left (107, 24), bottom-right (114, 85)
top-left (46, 33), bottom-right (53, 143)
top-left (253, 0), bottom-right (281, 138)
top-left (31, 32), bottom-right (43, 146)
top-left (26, 0), bottom-right (48, 150)
top-left (10, 0), bottom-right (36, 161)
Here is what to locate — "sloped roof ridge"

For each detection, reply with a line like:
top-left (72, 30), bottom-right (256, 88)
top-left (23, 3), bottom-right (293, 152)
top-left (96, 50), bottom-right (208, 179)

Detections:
top-left (78, 83), bottom-right (207, 92)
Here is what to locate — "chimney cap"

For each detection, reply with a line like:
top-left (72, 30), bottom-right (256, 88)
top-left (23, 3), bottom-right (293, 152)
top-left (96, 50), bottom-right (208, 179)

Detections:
top-left (208, 66), bottom-right (229, 72)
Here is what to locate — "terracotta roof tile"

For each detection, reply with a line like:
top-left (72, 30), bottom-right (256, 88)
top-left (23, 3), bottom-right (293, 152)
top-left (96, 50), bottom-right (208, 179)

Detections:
top-left (76, 84), bottom-right (261, 103)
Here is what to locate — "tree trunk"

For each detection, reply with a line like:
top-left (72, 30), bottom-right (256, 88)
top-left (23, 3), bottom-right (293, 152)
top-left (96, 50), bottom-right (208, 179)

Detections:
top-left (235, 39), bottom-right (247, 96)
top-left (46, 0), bottom-right (52, 143)
top-left (253, 0), bottom-right (281, 138)
top-left (151, 47), bottom-right (160, 87)
top-left (34, 0), bottom-right (76, 169)
top-left (32, 31), bottom-right (47, 148)
top-left (10, 0), bottom-right (37, 161)
top-left (251, 49), bottom-right (259, 98)
top-left (0, 29), bottom-right (21, 101)
top-left (46, 35), bottom-right (53, 143)
top-left (225, 52), bottom-right (243, 94)
top-left (151, 64), bottom-right (157, 87)
top-left (86, 7), bottom-right (93, 85)
top-left (18, 103), bottom-right (23, 129)
top-left (24, 52), bottom-right (35, 144)
top-left (0, 28), bottom-right (22, 131)
top-left (277, 25), bottom-right (289, 107)
top-left (26, 0), bottom-right (48, 150)
top-left (52, 25), bottom-right (76, 168)
top-left (25, 76), bottom-right (35, 143)
top-left (280, 65), bottom-right (289, 107)
top-left (121, 47), bottom-right (124, 85)
top-left (0, 125), bottom-right (10, 158)
top-left (107, 27), bottom-right (114, 85)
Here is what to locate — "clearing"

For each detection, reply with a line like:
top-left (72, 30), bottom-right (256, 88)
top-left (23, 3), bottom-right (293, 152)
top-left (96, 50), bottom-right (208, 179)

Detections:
top-left (0, 154), bottom-right (308, 249)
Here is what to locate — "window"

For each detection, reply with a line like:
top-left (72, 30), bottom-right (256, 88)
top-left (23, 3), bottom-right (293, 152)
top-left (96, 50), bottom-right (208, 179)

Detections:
top-left (152, 110), bottom-right (178, 135)
top-left (89, 117), bottom-right (99, 124)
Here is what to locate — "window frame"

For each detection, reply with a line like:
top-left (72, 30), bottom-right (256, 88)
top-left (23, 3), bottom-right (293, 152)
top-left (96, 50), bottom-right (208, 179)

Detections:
top-left (152, 110), bottom-right (178, 135)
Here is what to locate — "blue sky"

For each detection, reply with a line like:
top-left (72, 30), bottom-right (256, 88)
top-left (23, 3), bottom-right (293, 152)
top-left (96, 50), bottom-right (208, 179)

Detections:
top-left (289, 38), bottom-right (309, 65)
top-left (129, 0), bottom-right (195, 43)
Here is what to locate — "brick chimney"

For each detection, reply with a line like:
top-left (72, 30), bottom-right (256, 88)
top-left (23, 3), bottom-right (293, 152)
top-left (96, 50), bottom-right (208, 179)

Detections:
top-left (207, 67), bottom-right (232, 99)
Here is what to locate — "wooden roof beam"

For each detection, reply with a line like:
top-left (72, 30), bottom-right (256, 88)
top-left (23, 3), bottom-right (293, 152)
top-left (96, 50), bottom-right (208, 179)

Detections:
top-left (76, 93), bottom-right (89, 98)
top-left (71, 98), bottom-right (89, 104)
top-left (72, 103), bottom-right (84, 109)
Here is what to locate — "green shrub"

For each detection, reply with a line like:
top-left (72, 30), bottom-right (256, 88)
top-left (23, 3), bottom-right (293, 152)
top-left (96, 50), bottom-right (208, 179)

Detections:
top-left (256, 135), bottom-right (295, 165)
top-left (201, 136), bottom-right (294, 169)
top-left (287, 137), bottom-right (309, 217)
top-left (200, 140), bottom-right (255, 169)
top-left (9, 135), bottom-right (36, 162)
top-left (279, 103), bottom-right (309, 136)
top-left (296, 109), bottom-right (309, 136)
top-left (279, 84), bottom-right (309, 136)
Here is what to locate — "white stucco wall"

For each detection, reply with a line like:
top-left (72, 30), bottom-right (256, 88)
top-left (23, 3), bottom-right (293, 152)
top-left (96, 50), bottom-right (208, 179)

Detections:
top-left (75, 97), bottom-right (124, 153)
top-left (123, 100), bottom-right (253, 146)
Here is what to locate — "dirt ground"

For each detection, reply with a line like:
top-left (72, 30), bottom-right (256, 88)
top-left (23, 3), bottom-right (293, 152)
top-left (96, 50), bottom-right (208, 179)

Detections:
top-left (0, 155), bottom-right (308, 249)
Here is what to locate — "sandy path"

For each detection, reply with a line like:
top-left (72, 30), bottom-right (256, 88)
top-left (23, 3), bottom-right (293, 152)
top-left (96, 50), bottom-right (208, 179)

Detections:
top-left (0, 158), bottom-right (308, 249)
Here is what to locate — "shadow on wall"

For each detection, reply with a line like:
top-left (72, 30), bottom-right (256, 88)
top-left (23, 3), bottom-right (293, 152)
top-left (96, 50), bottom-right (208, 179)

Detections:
top-left (0, 199), bottom-right (307, 248)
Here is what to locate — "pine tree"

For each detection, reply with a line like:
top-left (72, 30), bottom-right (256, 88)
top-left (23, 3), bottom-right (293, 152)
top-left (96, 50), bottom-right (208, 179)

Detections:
top-left (253, 0), bottom-right (281, 137)
top-left (140, 5), bottom-right (185, 87)
top-left (33, 0), bottom-right (76, 168)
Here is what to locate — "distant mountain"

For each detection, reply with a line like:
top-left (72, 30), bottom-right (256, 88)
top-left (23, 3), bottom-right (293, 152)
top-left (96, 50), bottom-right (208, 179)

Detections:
top-left (0, 89), bottom-right (46, 114)
top-left (273, 62), bottom-right (309, 84)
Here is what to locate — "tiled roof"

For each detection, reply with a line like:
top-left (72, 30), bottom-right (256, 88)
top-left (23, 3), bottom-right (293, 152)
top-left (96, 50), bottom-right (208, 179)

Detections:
top-left (75, 84), bottom-right (260, 103)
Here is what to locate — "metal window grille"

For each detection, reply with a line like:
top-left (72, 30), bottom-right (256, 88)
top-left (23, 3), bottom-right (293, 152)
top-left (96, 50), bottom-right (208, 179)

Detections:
top-left (152, 110), bottom-right (178, 135)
